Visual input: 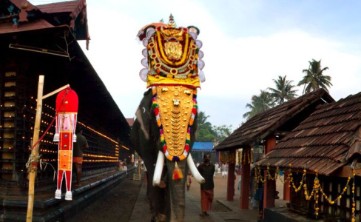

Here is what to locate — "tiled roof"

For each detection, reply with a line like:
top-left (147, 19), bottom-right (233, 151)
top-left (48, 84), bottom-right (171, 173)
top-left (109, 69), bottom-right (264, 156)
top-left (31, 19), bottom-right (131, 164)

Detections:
top-left (1, 1), bottom-right (88, 40)
top-left (34, 0), bottom-right (89, 41)
top-left (214, 89), bottom-right (334, 151)
top-left (257, 91), bottom-right (361, 175)
top-left (35, 0), bottom-right (83, 14)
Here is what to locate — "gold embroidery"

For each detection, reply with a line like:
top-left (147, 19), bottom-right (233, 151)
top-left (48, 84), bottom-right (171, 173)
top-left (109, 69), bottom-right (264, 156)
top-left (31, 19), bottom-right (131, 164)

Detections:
top-left (164, 41), bottom-right (183, 61)
top-left (156, 86), bottom-right (194, 157)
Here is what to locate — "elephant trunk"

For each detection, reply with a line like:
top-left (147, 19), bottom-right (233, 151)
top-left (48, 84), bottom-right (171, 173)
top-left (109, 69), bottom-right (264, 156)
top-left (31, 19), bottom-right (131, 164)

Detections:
top-left (153, 151), bottom-right (165, 186)
top-left (187, 153), bottom-right (205, 184)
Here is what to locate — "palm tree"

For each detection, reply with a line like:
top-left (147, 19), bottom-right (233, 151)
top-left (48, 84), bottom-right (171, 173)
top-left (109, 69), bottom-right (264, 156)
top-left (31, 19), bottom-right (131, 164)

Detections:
top-left (243, 90), bottom-right (273, 120)
top-left (268, 75), bottom-right (297, 105)
top-left (298, 59), bottom-right (332, 94)
top-left (196, 111), bottom-right (215, 141)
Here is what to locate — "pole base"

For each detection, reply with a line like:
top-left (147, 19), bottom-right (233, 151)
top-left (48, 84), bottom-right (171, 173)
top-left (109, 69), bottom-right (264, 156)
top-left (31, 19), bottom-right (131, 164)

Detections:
top-left (65, 191), bottom-right (72, 201)
top-left (53, 133), bottom-right (59, 142)
top-left (55, 189), bottom-right (61, 199)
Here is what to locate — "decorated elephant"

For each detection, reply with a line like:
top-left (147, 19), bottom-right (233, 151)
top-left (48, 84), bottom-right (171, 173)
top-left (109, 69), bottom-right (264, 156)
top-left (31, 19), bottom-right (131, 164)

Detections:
top-left (130, 15), bottom-right (205, 222)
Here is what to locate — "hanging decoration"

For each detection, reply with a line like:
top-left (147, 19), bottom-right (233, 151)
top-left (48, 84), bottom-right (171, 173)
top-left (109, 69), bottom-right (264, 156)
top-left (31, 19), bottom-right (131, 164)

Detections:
top-left (266, 165), bottom-right (279, 181)
top-left (53, 87), bottom-right (78, 201)
top-left (352, 170), bottom-right (356, 222)
top-left (241, 148), bottom-right (252, 165)
top-left (220, 150), bottom-right (236, 164)
top-left (289, 168), bottom-right (307, 193)
top-left (254, 165), bottom-right (356, 220)
top-left (237, 150), bottom-right (242, 165)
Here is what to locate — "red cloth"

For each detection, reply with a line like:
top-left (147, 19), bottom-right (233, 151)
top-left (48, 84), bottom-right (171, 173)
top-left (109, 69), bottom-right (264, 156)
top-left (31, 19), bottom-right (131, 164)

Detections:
top-left (200, 189), bottom-right (214, 212)
top-left (56, 88), bottom-right (78, 112)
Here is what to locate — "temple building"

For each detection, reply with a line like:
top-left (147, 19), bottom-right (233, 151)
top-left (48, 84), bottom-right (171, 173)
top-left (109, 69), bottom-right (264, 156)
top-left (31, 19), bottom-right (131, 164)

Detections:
top-left (0, 0), bottom-right (132, 220)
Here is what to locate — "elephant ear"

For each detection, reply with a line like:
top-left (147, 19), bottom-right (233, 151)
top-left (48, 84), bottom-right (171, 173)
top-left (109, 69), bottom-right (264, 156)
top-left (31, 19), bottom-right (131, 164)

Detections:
top-left (131, 89), bottom-right (157, 149)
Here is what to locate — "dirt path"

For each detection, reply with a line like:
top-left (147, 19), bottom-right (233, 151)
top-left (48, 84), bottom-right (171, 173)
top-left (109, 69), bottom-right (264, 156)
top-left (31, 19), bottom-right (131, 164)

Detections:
top-left (66, 174), bottom-right (142, 222)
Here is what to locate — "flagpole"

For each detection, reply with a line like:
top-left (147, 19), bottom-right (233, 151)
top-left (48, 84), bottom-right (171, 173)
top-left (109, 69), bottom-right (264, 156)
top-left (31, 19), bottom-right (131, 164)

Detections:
top-left (26, 75), bottom-right (44, 222)
top-left (26, 75), bottom-right (70, 221)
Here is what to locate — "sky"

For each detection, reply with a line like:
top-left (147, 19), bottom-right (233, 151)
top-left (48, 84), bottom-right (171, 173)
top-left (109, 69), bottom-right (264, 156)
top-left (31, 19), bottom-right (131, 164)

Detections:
top-left (30, 0), bottom-right (361, 131)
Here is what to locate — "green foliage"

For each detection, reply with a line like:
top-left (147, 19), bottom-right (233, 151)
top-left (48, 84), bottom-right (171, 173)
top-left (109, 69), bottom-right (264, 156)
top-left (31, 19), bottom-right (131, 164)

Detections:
top-left (268, 75), bottom-right (298, 105)
top-left (196, 111), bottom-right (232, 143)
top-left (243, 59), bottom-right (333, 119)
top-left (212, 125), bottom-right (232, 142)
top-left (298, 59), bottom-right (332, 94)
top-left (243, 90), bottom-right (274, 120)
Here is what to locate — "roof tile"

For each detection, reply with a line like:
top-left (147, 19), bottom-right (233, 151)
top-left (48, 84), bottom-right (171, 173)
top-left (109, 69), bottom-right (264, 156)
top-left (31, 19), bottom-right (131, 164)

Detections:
top-left (214, 89), bottom-right (334, 151)
top-left (258, 91), bottom-right (361, 175)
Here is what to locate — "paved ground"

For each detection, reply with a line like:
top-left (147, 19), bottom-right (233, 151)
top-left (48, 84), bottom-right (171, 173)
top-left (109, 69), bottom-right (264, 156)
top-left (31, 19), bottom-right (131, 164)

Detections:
top-left (65, 171), bottom-right (260, 222)
top-left (66, 172), bottom-right (141, 222)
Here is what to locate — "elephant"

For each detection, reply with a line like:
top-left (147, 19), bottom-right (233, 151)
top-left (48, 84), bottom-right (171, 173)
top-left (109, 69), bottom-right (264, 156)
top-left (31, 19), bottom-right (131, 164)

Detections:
top-left (130, 15), bottom-right (206, 222)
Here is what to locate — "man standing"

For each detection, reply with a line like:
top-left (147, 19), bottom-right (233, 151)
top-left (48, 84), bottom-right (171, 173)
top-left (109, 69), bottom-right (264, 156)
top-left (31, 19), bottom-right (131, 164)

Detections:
top-left (73, 126), bottom-right (88, 186)
top-left (197, 153), bottom-right (215, 217)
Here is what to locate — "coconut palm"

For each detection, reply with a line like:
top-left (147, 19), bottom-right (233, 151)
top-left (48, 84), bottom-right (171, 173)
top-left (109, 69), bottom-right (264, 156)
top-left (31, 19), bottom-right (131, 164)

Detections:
top-left (298, 59), bottom-right (332, 94)
top-left (196, 111), bottom-right (215, 141)
top-left (243, 90), bottom-right (274, 120)
top-left (268, 75), bottom-right (298, 105)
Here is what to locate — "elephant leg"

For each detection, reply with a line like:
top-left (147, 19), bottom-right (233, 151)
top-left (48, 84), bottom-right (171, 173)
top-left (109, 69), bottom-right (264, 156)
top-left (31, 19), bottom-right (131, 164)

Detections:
top-left (144, 159), bottom-right (170, 221)
top-left (166, 161), bottom-right (187, 222)
top-left (153, 186), bottom-right (168, 222)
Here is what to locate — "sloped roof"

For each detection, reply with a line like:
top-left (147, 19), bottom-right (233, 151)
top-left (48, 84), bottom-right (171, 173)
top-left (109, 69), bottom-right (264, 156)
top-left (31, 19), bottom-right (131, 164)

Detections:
top-left (1, 0), bottom-right (88, 41)
top-left (35, 0), bottom-right (83, 14)
top-left (214, 89), bottom-right (335, 151)
top-left (0, 1), bottom-right (130, 147)
top-left (32, 0), bottom-right (89, 41)
top-left (257, 92), bottom-right (361, 176)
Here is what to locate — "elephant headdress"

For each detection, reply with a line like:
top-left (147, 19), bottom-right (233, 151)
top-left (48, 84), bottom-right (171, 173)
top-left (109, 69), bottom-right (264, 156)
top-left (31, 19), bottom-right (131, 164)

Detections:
top-left (137, 14), bottom-right (205, 180)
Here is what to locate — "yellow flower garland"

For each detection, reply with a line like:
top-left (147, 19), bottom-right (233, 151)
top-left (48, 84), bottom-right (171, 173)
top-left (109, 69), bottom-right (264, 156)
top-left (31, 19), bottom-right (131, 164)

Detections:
top-left (254, 166), bottom-right (356, 220)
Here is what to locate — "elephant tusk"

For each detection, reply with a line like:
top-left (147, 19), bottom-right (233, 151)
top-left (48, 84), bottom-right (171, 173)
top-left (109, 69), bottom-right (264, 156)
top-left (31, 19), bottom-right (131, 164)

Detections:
top-left (187, 153), bottom-right (205, 184)
top-left (153, 151), bottom-right (164, 186)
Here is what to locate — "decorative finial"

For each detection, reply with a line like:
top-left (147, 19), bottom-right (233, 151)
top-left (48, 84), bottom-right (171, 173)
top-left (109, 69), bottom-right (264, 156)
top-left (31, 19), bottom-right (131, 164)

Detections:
top-left (168, 14), bottom-right (176, 27)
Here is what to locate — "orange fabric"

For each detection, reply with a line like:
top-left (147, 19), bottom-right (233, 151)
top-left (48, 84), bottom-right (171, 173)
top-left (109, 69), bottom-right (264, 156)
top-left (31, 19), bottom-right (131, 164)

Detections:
top-left (58, 150), bottom-right (72, 171)
top-left (200, 189), bottom-right (214, 212)
top-left (73, 157), bottom-right (83, 164)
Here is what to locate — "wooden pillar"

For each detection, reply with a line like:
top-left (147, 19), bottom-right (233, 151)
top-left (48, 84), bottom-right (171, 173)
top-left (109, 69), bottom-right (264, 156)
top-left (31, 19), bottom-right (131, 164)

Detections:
top-left (283, 171), bottom-right (291, 201)
top-left (263, 137), bottom-right (277, 209)
top-left (227, 162), bottom-right (235, 201)
top-left (264, 171), bottom-right (276, 208)
top-left (240, 160), bottom-right (250, 209)
top-left (264, 136), bottom-right (276, 154)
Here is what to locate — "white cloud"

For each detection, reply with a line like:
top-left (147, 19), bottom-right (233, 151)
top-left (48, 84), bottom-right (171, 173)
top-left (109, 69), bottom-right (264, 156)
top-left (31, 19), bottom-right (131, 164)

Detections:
top-left (30, 0), bottom-right (361, 129)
